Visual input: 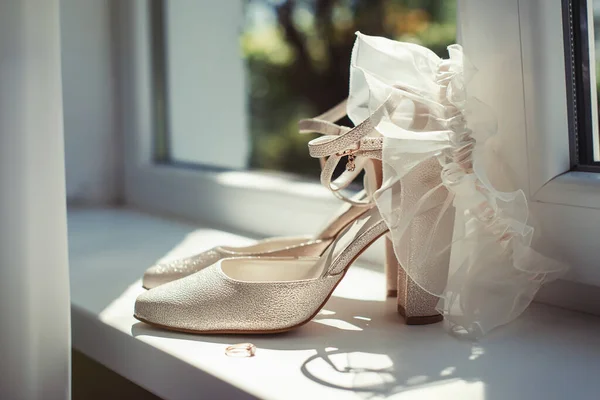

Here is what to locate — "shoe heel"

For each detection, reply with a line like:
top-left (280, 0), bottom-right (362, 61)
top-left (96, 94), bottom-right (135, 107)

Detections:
top-left (386, 237), bottom-right (443, 325)
top-left (384, 236), bottom-right (399, 297)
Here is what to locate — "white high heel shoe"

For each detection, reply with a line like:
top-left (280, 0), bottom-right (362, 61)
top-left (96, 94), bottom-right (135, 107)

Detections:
top-left (134, 97), bottom-right (444, 333)
top-left (142, 100), bottom-right (377, 289)
top-left (135, 206), bottom-right (388, 333)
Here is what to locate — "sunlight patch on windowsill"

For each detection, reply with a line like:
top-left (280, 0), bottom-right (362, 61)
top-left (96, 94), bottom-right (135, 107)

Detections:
top-left (312, 318), bottom-right (363, 331)
top-left (213, 169), bottom-right (337, 200)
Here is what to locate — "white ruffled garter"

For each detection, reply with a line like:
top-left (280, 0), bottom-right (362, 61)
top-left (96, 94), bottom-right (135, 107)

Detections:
top-left (348, 32), bottom-right (568, 338)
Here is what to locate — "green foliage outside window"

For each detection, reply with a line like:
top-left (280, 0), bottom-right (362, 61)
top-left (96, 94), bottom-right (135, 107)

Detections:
top-left (242, 0), bottom-right (457, 176)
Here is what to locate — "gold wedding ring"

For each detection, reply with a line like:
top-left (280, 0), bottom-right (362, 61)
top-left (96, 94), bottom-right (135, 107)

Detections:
top-left (225, 343), bottom-right (256, 357)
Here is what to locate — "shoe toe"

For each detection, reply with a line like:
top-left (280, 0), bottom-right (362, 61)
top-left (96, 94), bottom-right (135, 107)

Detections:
top-left (135, 267), bottom-right (222, 331)
top-left (142, 265), bottom-right (163, 289)
top-left (142, 249), bottom-right (225, 289)
top-left (134, 285), bottom-right (168, 326)
top-left (142, 260), bottom-right (207, 290)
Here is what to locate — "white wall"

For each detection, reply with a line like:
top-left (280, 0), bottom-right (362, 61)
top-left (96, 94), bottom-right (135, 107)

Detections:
top-left (61, 0), bottom-right (121, 204)
top-left (60, 0), bottom-right (249, 202)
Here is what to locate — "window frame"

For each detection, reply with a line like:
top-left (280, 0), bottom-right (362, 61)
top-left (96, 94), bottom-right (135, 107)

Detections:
top-left (459, 0), bottom-right (600, 299)
top-left (563, 0), bottom-right (600, 169)
top-left (116, 0), bottom-right (600, 313)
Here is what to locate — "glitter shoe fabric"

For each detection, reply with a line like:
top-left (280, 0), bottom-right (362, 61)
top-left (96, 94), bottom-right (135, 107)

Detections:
top-left (142, 248), bottom-right (224, 289)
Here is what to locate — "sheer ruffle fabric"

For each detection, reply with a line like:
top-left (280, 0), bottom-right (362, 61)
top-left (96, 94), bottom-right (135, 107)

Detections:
top-left (348, 32), bottom-right (567, 338)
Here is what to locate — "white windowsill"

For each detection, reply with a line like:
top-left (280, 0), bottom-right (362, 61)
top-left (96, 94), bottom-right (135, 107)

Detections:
top-left (69, 207), bottom-right (600, 400)
top-left (534, 171), bottom-right (600, 209)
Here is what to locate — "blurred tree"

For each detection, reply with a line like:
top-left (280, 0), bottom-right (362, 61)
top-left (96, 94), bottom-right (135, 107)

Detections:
top-left (242, 0), bottom-right (456, 176)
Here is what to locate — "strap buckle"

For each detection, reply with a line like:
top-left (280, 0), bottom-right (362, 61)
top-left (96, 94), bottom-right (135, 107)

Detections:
top-left (336, 145), bottom-right (361, 172)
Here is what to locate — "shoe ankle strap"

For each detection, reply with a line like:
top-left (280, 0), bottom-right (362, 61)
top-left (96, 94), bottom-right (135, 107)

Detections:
top-left (299, 99), bottom-right (399, 206)
top-left (298, 100), bottom-right (368, 205)
top-left (306, 97), bottom-right (399, 159)
top-left (297, 99), bottom-right (354, 185)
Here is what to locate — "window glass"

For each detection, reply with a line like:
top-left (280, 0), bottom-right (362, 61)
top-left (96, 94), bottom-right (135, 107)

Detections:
top-left (154, 0), bottom-right (457, 177)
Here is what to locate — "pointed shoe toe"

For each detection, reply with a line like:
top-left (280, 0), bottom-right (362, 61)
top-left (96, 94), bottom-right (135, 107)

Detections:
top-left (134, 259), bottom-right (341, 334)
top-left (141, 264), bottom-right (174, 290)
top-left (142, 248), bottom-right (225, 289)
